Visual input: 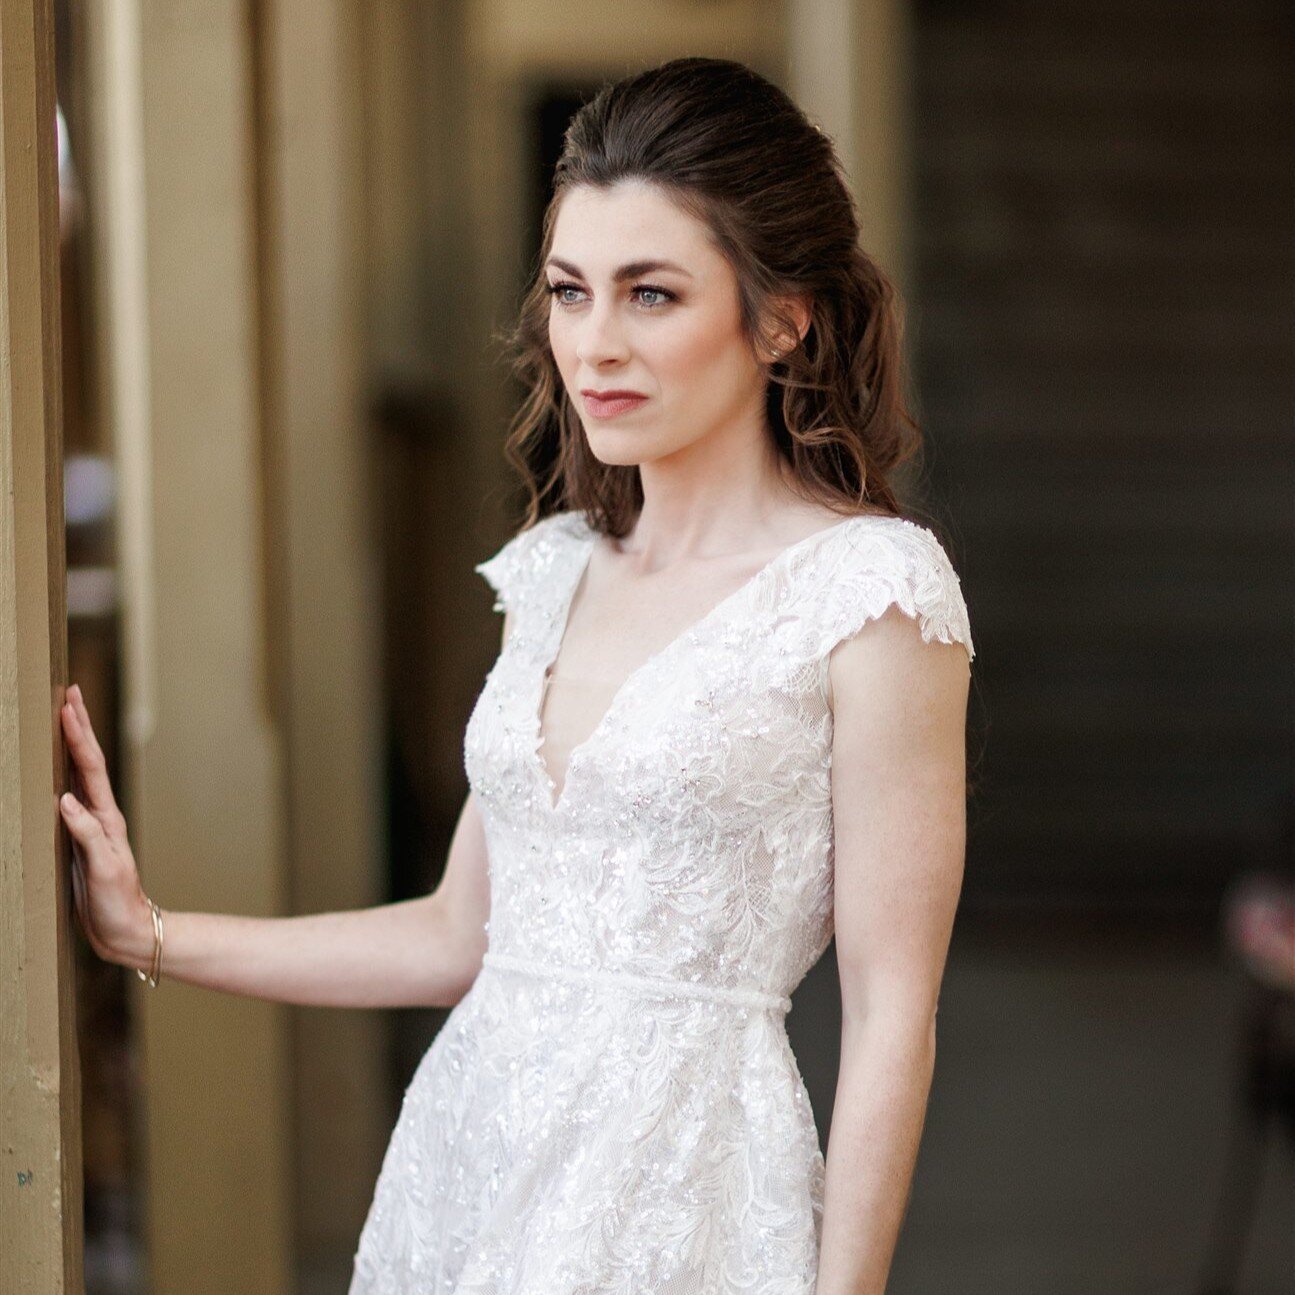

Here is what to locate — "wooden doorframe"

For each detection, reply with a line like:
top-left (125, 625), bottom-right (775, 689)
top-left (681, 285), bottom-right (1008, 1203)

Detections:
top-left (0, 0), bottom-right (85, 1291)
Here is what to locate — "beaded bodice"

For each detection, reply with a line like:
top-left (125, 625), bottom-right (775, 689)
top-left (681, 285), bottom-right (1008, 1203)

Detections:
top-left (351, 506), bottom-right (974, 1294)
top-left (464, 509), bottom-right (975, 1008)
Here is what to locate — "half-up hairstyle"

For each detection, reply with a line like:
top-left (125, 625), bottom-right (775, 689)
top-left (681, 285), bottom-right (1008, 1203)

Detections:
top-left (498, 56), bottom-right (923, 536)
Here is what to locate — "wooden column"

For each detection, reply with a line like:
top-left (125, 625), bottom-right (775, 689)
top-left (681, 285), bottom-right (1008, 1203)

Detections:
top-left (259, 0), bottom-right (387, 1264)
top-left (84, 4), bottom-right (294, 1291)
top-left (84, 1), bottom-right (390, 1285)
top-left (788, 0), bottom-right (914, 292)
top-left (0, 0), bottom-right (85, 1291)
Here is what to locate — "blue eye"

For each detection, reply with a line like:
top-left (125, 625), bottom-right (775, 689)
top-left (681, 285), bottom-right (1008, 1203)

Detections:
top-left (546, 282), bottom-right (586, 306)
top-left (633, 286), bottom-right (674, 308)
top-left (545, 281), bottom-right (676, 310)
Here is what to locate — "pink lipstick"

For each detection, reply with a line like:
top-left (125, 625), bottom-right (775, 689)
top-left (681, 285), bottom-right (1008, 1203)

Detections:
top-left (581, 389), bottom-right (648, 419)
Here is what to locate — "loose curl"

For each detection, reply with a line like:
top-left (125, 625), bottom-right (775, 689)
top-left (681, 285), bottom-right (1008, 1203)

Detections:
top-left (496, 56), bottom-right (924, 537)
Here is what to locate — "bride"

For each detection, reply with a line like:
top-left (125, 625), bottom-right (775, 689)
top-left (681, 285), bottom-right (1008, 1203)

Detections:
top-left (61, 56), bottom-right (974, 1295)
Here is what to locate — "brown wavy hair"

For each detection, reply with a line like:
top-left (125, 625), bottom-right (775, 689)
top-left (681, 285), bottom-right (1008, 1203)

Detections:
top-left (496, 56), bottom-right (924, 538)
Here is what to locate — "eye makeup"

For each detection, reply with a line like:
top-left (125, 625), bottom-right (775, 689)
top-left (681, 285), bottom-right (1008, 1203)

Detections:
top-left (546, 281), bottom-right (679, 310)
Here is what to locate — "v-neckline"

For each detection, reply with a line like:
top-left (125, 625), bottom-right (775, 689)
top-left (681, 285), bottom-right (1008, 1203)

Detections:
top-left (530, 510), bottom-right (870, 815)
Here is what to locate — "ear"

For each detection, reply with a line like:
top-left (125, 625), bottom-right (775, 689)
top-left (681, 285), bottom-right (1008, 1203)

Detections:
top-left (757, 291), bottom-right (813, 364)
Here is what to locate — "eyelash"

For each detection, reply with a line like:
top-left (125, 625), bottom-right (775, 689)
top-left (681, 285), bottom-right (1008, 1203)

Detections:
top-left (545, 281), bottom-right (677, 310)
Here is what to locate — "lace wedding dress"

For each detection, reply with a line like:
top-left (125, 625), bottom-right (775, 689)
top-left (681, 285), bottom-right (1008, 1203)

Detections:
top-left (349, 508), bottom-right (974, 1295)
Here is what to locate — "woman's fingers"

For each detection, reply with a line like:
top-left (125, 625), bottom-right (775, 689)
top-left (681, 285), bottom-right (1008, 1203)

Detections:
top-left (62, 794), bottom-right (129, 961)
top-left (69, 684), bottom-right (101, 758)
top-left (61, 685), bottom-right (123, 824)
top-left (59, 770), bottom-right (149, 961)
top-left (60, 789), bottom-right (119, 883)
top-left (59, 791), bottom-right (106, 852)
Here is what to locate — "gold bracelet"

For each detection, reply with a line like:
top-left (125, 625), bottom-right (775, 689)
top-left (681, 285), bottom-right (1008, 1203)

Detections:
top-left (136, 897), bottom-right (164, 988)
top-left (152, 900), bottom-right (164, 985)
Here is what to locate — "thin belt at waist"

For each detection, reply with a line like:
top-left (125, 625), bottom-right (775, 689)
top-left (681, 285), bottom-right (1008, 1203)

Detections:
top-left (481, 950), bottom-right (792, 1015)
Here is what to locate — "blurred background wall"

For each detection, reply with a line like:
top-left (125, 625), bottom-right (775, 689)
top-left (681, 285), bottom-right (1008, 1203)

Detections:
top-left (914, 0), bottom-right (1292, 906)
top-left (50, 1), bottom-right (1291, 1293)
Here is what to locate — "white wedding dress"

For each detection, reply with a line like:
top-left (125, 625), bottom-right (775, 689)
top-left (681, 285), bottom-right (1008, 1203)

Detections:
top-left (349, 508), bottom-right (974, 1295)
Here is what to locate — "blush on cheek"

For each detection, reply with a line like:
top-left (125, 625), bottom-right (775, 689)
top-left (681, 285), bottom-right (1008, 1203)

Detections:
top-left (652, 311), bottom-right (752, 416)
top-left (547, 331), bottom-right (577, 389)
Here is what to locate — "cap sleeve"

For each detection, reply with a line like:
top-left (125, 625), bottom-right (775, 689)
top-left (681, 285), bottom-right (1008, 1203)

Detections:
top-left (473, 511), bottom-right (581, 615)
top-left (810, 517), bottom-right (975, 663)
top-left (474, 529), bottom-right (529, 614)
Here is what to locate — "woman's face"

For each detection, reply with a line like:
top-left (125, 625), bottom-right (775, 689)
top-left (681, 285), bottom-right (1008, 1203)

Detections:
top-left (545, 179), bottom-right (775, 468)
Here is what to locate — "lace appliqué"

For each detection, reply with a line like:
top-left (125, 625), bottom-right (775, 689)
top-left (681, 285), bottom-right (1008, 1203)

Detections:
top-left (350, 510), bottom-right (974, 1294)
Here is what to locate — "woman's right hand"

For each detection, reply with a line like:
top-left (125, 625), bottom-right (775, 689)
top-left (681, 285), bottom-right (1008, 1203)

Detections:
top-left (58, 683), bottom-right (155, 970)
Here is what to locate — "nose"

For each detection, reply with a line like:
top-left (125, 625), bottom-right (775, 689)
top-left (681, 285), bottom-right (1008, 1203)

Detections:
top-left (574, 298), bottom-right (631, 368)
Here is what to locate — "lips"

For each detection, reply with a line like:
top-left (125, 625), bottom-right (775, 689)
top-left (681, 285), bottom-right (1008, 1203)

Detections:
top-left (581, 389), bottom-right (648, 419)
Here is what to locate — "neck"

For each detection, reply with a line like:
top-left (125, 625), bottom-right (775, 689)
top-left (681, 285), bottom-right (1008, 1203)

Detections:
top-left (628, 419), bottom-right (802, 561)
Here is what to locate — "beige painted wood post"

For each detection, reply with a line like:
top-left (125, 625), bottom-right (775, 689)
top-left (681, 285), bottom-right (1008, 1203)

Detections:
top-left (259, 0), bottom-right (388, 1263)
top-left (0, 0), bottom-right (85, 1291)
top-left (788, 0), bottom-right (918, 504)
top-left (83, 4), bottom-right (294, 1290)
top-left (788, 0), bottom-right (913, 293)
top-left (84, 1), bottom-right (390, 1285)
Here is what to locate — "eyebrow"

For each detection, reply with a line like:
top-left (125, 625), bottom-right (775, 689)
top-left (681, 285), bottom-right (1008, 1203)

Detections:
top-left (545, 256), bottom-right (695, 282)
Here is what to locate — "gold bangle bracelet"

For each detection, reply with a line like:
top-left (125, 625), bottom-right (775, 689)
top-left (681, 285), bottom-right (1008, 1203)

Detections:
top-left (136, 897), bottom-right (163, 988)
top-left (151, 899), bottom-right (163, 985)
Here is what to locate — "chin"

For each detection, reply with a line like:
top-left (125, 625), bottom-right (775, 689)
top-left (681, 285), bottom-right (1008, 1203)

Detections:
top-left (581, 411), bottom-right (702, 468)
top-left (580, 428), bottom-right (656, 468)
top-left (585, 445), bottom-right (649, 469)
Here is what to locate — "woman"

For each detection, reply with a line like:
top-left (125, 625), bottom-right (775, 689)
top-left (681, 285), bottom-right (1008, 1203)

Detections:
top-left (60, 57), bottom-right (974, 1295)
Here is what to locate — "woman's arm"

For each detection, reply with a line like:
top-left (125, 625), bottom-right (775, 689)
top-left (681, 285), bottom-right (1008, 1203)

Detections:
top-left (58, 614), bottom-right (511, 1010)
top-left (75, 790), bottom-right (490, 1009)
top-left (814, 606), bottom-right (971, 1295)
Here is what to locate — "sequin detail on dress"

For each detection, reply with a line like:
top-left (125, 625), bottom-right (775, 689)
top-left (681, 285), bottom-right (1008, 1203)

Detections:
top-left (349, 509), bottom-right (974, 1294)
